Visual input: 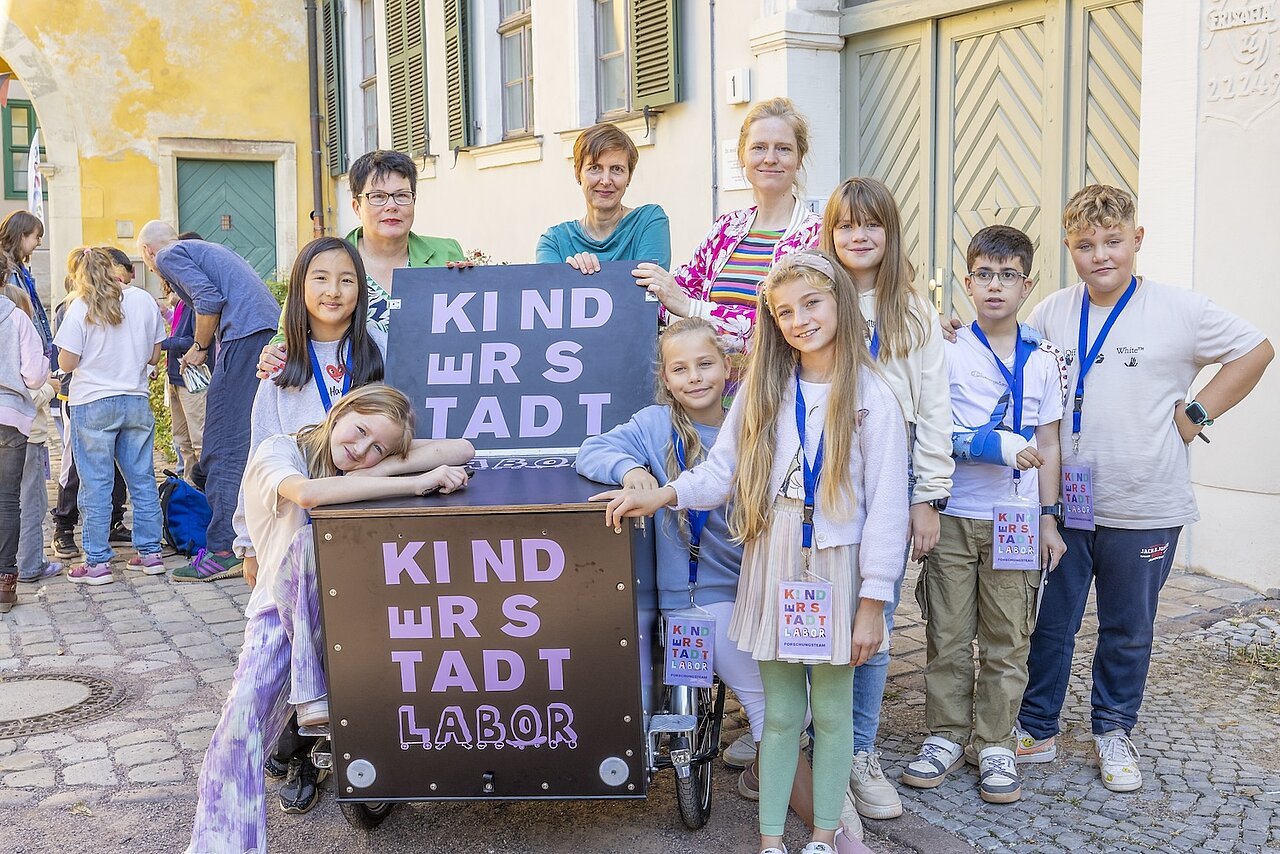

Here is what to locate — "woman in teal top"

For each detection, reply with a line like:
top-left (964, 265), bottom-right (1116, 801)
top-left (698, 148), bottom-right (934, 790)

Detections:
top-left (536, 122), bottom-right (671, 274)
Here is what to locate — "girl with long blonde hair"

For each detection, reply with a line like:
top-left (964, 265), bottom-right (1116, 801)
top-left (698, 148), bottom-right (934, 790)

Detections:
top-left (820, 177), bottom-right (953, 819)
top-left (53, 247), bottom-right (167, 586)
top-left (596, 251), bottom-right (909, 854)
top-left (188, 383), bottom-right (473, 853)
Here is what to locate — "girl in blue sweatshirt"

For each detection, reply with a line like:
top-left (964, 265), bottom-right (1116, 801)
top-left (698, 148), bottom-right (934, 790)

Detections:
top-left (577, 317), bottom-right (823, 825)
top-left (579, 316), bottom-right (765, 761)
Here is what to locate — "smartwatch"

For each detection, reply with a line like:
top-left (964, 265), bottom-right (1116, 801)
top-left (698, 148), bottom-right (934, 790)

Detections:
top-left (1185, 400), bottom-right (1214, 427)
top-left (1041, 503), bottom-right (1064, 522)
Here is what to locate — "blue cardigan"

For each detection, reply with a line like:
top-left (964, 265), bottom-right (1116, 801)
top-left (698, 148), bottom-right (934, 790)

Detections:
top-left (576, 404), bottom-right (742, 611)
top-left (536, 203), bottom-right (671, 268)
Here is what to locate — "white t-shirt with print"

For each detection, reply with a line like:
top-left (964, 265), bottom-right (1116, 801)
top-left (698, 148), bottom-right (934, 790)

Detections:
top-left (53, 288), bottom-right (166, 406)
top-left (944, 325), bottom-right (1066, 520)
top-left (242, 434), bottom-right (311, 619)
top-left (780, 379), bottom-right (829, 499)
top-left (1027, 279), bottom-right (1265, 529)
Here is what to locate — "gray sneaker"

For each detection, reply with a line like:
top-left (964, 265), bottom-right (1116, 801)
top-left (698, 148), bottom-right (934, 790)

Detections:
top-left (977, 746), bottom-right (1021, 803)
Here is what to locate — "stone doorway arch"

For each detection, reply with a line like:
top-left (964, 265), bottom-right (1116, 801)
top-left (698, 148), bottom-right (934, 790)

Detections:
top-left (0, 17), bottom-right (82, 303)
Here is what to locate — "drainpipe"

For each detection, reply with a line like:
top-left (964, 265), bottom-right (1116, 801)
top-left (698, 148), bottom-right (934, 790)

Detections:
top-left (709, 0), bottom-right (719, 220)
top-left (306, 0), bottom-right (326, 237)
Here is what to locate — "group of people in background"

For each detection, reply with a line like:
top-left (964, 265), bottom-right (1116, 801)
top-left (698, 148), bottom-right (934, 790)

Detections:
top-left (0, 93), bottom-right (1272, 854)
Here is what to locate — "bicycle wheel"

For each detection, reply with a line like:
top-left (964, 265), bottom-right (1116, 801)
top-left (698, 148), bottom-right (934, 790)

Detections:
top-left (339, 800), bottom-right (395, 829)
top-left (671, 682), bottom-right (718, 830)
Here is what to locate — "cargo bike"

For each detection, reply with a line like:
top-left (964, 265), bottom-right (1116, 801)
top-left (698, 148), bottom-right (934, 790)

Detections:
top-left (302, 263), bottom-right (728, 832)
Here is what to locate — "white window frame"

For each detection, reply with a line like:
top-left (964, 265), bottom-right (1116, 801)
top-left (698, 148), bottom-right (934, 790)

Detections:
top-left (359, 0), bottom-right (379, 154)
top-left (498, 0), bottom-right (534, 137)
top-left (593, 0), bottom-right (632, 119)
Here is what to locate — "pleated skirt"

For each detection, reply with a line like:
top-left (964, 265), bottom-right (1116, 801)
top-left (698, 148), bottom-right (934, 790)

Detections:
top-left (728, 496), bottom-right (864, 666)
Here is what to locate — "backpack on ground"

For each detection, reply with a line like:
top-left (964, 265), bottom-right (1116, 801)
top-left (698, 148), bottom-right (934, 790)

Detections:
top-left (160, 469), bottom-right (211, 555)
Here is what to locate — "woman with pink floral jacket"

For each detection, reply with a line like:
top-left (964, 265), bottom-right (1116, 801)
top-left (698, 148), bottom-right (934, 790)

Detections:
top-left (633, 97), bottom-right (821, 353)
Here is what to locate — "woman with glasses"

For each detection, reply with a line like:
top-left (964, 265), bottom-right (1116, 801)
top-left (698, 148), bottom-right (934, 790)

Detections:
top-left (257, 149), bottom-right (464, 376)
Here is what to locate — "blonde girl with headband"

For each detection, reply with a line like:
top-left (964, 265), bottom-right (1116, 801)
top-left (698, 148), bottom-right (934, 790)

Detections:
top-left (820, 176), bottom-right (953, 819)
top-left (596, 251), bottom-right (909, 854)
top-left (53, 247), bottom-right (167, 586)
top-left (187, 383), bottom-right (472, 853)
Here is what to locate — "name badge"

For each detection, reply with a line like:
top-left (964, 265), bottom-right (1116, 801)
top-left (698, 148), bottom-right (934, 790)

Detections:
top-left (664, 612), bottom-right (715, 688)
top-left (1062, 465), bottom-right (1096, 531)
top-left (992, 502), bottom-right (1039, 570)
top-left (777, 580), bottom-right (833, 663)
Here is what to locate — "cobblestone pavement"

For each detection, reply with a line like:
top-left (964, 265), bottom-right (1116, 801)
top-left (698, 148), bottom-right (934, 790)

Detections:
top-left (877, 563), bottom-right (1280, 854)
top-left (0, 444), bottom-right (1276, 852)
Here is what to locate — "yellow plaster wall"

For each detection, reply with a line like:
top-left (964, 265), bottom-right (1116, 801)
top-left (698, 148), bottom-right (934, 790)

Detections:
top-left (5, 0), bottom-right (315, 253)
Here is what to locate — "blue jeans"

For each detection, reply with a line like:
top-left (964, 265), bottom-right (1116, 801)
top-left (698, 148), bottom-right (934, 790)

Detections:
top-left (851, 567), bottom-right (904, 752)
top-left (851, 460), bottom-right (916, 753)
top-left (0, 425), bottom-right (25, 576)
top-left (69, 395), bottom-right (163, 565)
top-left (1018, 524), bottom-right (1181, 739)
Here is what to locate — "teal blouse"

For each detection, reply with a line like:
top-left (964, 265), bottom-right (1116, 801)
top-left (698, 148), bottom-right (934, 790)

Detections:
top-left (535, 203), bottom-right (671, 268)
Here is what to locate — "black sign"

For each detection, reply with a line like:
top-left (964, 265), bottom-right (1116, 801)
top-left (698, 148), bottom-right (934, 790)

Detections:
top-left (385, 262), bottom-right (659, 454)
top-left (312, 476), bottom-right (659, 799)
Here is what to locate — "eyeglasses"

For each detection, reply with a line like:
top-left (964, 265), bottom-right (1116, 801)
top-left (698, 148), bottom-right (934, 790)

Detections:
top-left (359, 190), bottom-right (416, 207)
top-left (968, 269), bottom-right (1029, 288)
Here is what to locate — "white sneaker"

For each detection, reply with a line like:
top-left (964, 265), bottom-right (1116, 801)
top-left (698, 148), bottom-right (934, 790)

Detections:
top-left (977, 746), bottom-right (1022, 803)
top-left (901, 736), bottom-right (964, 789)
top-left (760, 848), bottom-right (788, 854)
top-left (840, 785), bottom-right (863, 839)
top-left (296, 696), bottom-right (329, 727)
top-left (724, 733), bottom-right (757, 768)
top-left (849, 749), bottom-right (902, 819)
top-left (1094, 730), bottom-right (1142, 792)
top-left (726, 731), bottom-right (811, 768)
top-left (799, 843), bottom-right (835, 854)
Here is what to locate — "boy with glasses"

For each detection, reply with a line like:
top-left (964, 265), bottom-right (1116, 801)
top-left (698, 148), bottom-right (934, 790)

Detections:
top-left (903, 225), bottom-right (1067, 804)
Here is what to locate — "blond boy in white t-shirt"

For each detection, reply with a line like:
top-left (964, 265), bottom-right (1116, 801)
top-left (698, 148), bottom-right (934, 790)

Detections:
top-left (1015, 185), bottom-right (1272, 793)
top-left (903, 225), bottom-right (1066, 805)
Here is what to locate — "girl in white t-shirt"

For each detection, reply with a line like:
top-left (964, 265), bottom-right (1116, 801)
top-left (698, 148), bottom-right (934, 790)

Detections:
top-left (232, 235), bottom-right (389, 585)
top-left (819, 177), bottom-right (954, 819)
top-left (188, 384), bottom-right (473, 854)
top-left (53, 248), bottom-right (166, 586)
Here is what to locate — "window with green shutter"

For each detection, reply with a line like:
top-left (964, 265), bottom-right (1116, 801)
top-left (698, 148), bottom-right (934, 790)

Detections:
top-left (386, 0), bottom-right (429, 156)
top-left (322, 0), bottom-right (348, 176)
top-left (2, 100), bottom-right (45, 201)
top-left (630, 0), bottom-right (680, 109)
top-left (444, 0), bottom-right (474, 150)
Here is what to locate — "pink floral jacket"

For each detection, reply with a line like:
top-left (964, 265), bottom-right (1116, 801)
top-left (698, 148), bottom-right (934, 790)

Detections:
top-left (664, 198), bottom-right (822, 351)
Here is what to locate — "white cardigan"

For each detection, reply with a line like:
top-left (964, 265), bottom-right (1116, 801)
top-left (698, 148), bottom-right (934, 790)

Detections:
top-left (669, 366), bottom-right (910, 603)
top-left (860, 290), bottom-right (954, 505)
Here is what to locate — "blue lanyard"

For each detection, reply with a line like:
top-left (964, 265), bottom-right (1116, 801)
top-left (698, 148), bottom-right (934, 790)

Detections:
top-left (969, 323), bottom-right (1035, 437)
top-left (868, 326), bottom-right (880, 361)
top-left (15, 266), bottom-right (52, 359)
top-left (794, 371), bottom-right (826, 551)
top-left (672, 431), bottom-right (710, 586)
top-left (307, 340), bottom-right (352, 413)
top-left (1073, 277), bottom-right (1138, 435)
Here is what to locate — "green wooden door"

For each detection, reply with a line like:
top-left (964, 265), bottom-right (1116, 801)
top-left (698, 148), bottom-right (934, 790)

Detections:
top-left (176, 159), bottom-right (277, 278)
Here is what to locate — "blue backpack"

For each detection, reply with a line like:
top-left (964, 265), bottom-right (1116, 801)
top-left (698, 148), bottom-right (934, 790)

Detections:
top-left (159, 470), bottom-right (211, 555)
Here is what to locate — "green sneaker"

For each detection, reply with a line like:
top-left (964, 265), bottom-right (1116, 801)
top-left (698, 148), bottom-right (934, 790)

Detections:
top-left (172, 549), bottom-right (244, 582)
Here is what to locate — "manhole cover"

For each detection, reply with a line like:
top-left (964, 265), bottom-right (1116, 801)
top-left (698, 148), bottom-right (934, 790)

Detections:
top-left (0, 673), bottom-right (130, 738)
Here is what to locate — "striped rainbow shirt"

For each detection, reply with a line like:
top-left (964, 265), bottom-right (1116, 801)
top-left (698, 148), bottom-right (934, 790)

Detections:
top-left (707, 228), bottom-right (784, 308)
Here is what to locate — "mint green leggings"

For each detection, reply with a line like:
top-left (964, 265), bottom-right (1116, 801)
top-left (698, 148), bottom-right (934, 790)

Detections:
top-left (757, 659), bottom-right (855, 836)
